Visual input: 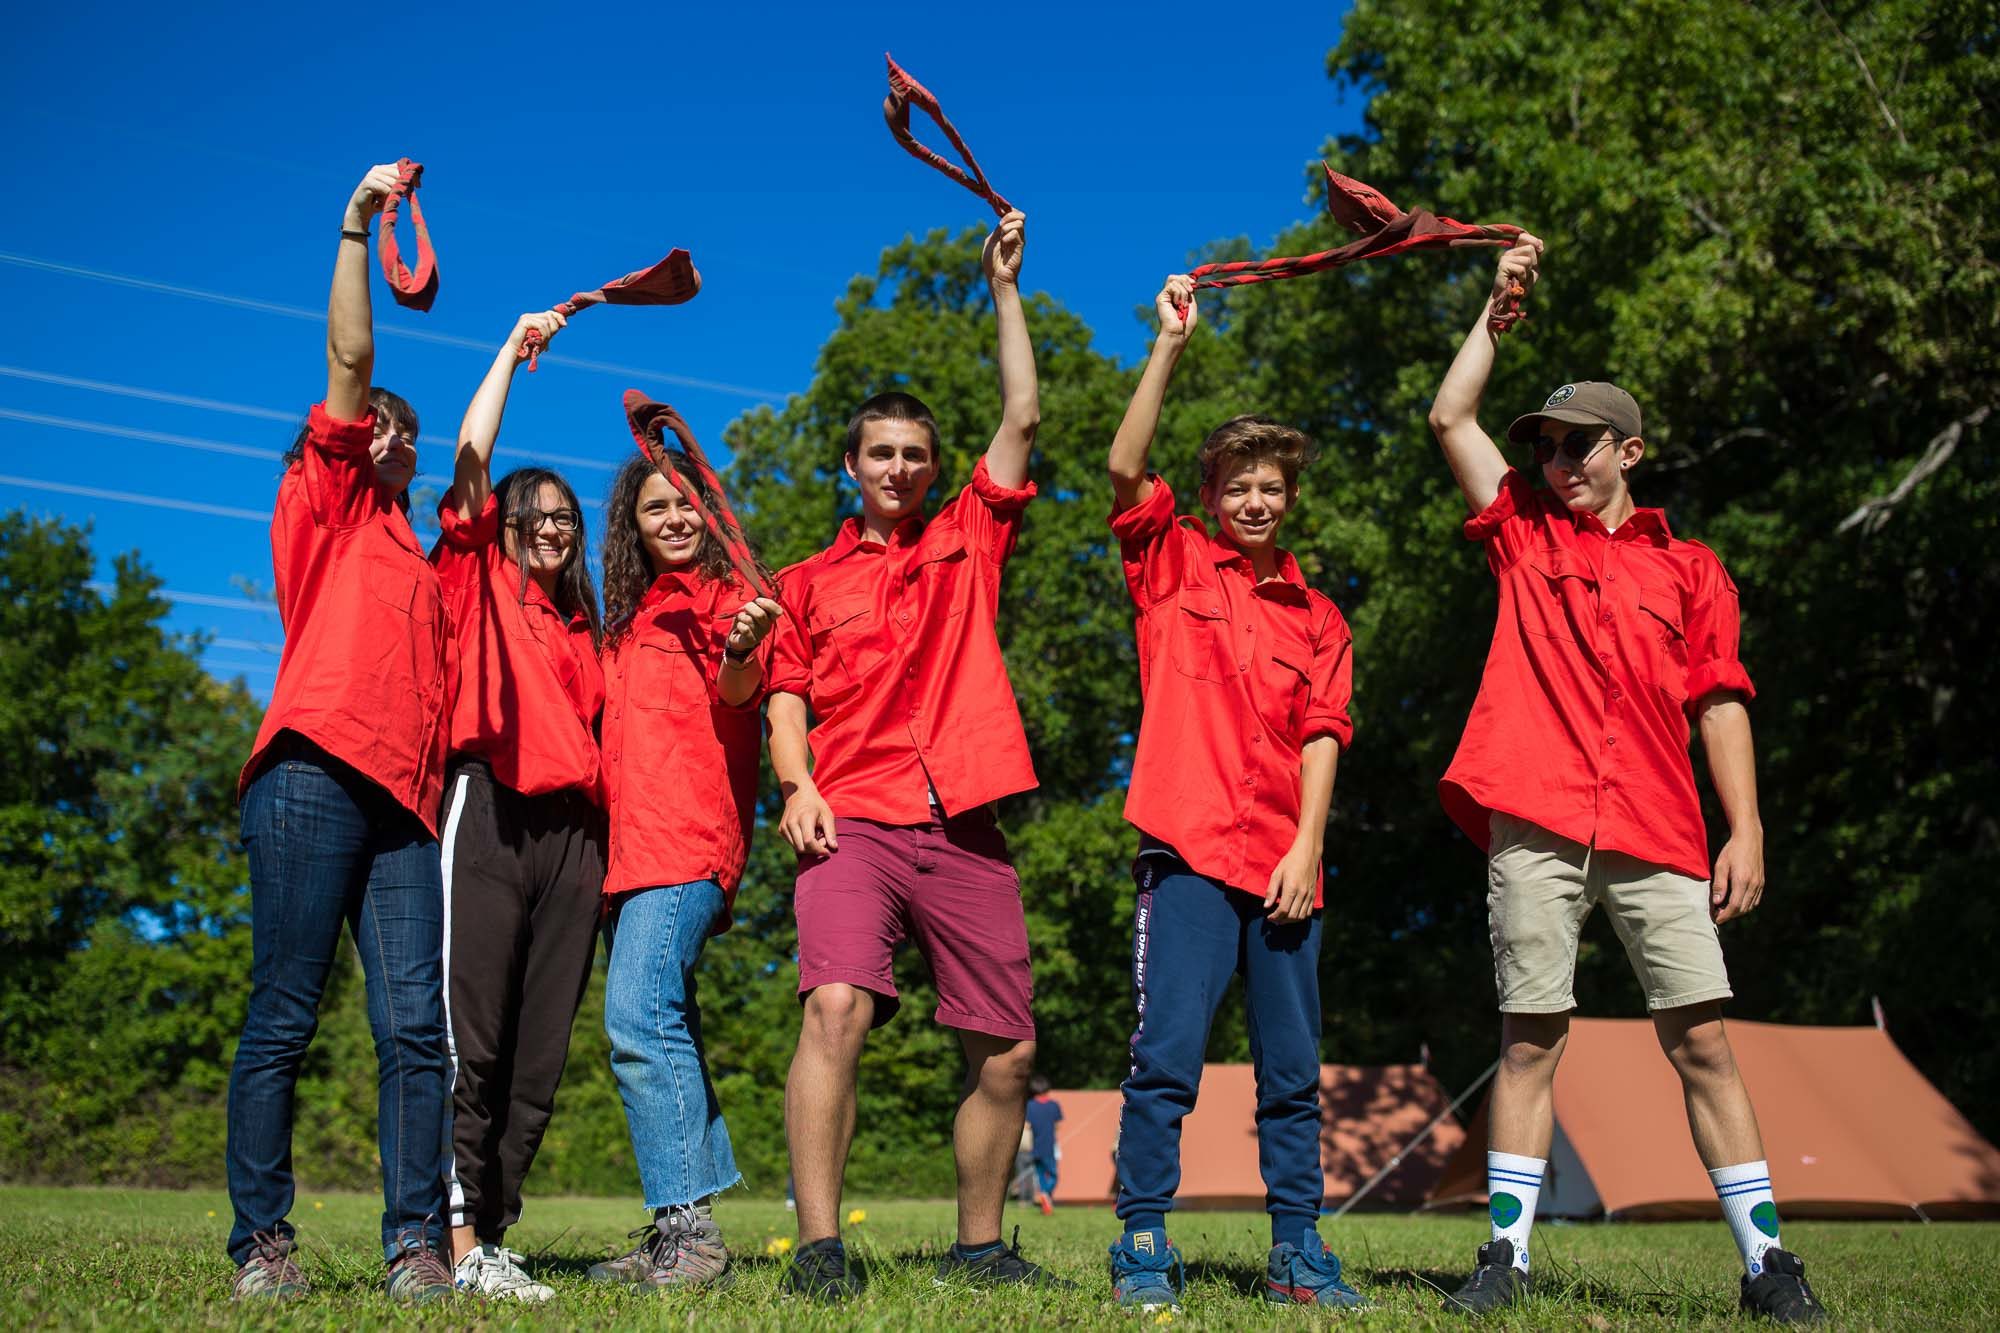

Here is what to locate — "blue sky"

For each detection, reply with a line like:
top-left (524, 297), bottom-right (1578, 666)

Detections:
top-left (2, 2), bottom-right (1361, 696)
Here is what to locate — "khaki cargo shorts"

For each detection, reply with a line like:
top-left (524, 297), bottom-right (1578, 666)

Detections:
top-left (1486, 811), bottom-right (1732, 1014)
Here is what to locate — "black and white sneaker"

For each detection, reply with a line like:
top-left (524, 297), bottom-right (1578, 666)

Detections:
top-left (1444, 1238), bottom-right (1530, 1315)
top-left (782, 1237), bottom-right (863, 1302)
top-left (1740, 1248), bottom-right (1827, 1324)
top-left (933, 1226), bottom-right (1074, 1289)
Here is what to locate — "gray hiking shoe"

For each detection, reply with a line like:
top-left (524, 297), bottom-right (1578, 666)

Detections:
top-left (231, 1230), bottom-right (306, 1301)
top-left (384, 1244), bottom-right (455, 1305)
top-left (639, 1203), bottom-right (733, 1290)
top-left (588, 1222), bottom-right (670, 1283)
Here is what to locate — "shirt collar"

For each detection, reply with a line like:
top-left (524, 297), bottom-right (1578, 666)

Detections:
top-left (1577, 504), bottom-right (1673, 542)
top-left (1205, 525), bottom-right (1308, 591)
top-left (636, 567), bottom-right (703, 613)
top-left (828, 513), bottom-right (926, 561)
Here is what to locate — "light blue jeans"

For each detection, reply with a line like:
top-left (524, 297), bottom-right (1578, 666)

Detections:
top-left (602, 881), bottom-right (741, 1208)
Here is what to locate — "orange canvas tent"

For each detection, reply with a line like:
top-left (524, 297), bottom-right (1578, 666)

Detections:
top-left (1428, 1018), bottom-right (2000, 1220)
top-left (1048, 1063), bottom-right (1466, 1210)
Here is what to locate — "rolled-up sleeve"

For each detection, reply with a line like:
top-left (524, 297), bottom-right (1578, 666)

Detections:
top-left (1683, 555), bottom-right (1755, 704)
top-left (300, 402), bottom-right (381, 528)
top-left (764, 580), bottom-right (814, 699)
top-left (1462, 468), bottom-right (1539, 575)
top-left (1108, 476), bottom-right (1184, 612)
top-left (956, 455), bottom-right (1038, 566)
top-left (1302, 608), bottom-right (1356, 749)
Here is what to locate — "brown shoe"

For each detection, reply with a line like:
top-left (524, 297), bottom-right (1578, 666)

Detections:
top-left (638, 1204), bottom-right (733, 1290)
top-left (384, 1244), bottom-right (455, 1305)
top-left (231, 1230), bottom-right (307, 1301)
top-left (588, 1222), bottom-right (672, 1283)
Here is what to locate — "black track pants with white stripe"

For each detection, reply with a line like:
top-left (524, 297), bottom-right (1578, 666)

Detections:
top-left (440, 759), bottom-right (604, 1238)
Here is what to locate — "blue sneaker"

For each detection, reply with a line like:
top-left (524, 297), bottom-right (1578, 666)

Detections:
top-left (1108, 1229), bottom-right (1184, 1311)
top-left (1264, 1231), bottom-right (1370, 1308)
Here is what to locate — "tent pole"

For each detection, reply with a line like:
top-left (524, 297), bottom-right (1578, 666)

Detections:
top-left (1327, 1056), bottom-right (1503, 1221)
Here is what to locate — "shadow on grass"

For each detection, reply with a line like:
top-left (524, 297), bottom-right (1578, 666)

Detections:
top-left (1369, 1260), bottom-right (1735, 1322)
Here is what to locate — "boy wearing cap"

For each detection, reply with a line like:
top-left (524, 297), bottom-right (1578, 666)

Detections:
top-left (763, 209), bottom-right (1066, 1300)
top-left (1425, 237), bottom-right (1824, 1324)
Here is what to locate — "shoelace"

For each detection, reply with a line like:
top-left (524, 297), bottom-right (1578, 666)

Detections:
top-left (396, 1247), bottom-right (453, 1286)
top-left (243, 1230), bottom-right (297, 1283)
top-left (1113, 1242), bottom-right (1183, 1294)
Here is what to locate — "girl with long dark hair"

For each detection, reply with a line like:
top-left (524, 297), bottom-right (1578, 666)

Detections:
top-left (228, 163), bottom-right (456, 1305)
top-left (584, 442), bottom-right (781, 1291)
top-left (429, 310), bottom-right (608, 1301)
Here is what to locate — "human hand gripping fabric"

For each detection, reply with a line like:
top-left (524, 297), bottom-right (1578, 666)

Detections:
top-left (504, 310), bottom-right (566, 360)
top-left (1491, 234), bottom-right (1543, 326)
top-left (1156, 274), bottom-right (1198, 341)
top-left (726, 597), bottom-right (784, 656)
top-left (343, 164), bottom-right (401, 232)
top-left (982, 210), bottom-right (1027, 288)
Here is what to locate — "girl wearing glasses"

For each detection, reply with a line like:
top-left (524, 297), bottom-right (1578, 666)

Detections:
top-left (428, 309), bottom-right (607, 1301)
top-left (228, 163), bottom-right (457, 1305)
top-left (1425, 239), bottom-right (1824, 1324)
top-left (583, 423), bottom-right (781, 1292)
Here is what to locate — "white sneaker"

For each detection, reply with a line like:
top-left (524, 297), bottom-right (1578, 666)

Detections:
top-left (454, 1243), bottom-right (555, 1302)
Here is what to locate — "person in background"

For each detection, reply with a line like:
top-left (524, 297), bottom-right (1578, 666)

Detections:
top-left (226, 163), bottom-right (456, 1306)
top-left (1024, 1073), bottom-right (1064, 1215)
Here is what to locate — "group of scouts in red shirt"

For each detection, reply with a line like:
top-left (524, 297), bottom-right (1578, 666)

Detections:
top-left (220, 167), bottom-right (1823, 1323)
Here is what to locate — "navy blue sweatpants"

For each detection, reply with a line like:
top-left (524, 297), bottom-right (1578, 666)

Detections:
top-left (1113, 853), bottom-right (1325, 1247)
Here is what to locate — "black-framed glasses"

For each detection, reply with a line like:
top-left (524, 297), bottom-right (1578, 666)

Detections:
top-left (516, 507), bottom-right (581, 534)
top-left (1532, 426), bottom-right (1617, 468)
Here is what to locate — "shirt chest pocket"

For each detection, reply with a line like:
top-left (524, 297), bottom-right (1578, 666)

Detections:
top-left (1524, 549), bottom-right (1595, 643)
top-left (1636, 586), bottom-right (1689, 698)
top-left (1171, 596), bottom-right (1233, 682)
top-left (910, 531), bottom-right (970, 622)
top-left (632, 637), bottom-right (709, 714)
top-left (1262, 647), bottom-right (1313, 740)
top-left (808, 597), bottom-right (875, 701)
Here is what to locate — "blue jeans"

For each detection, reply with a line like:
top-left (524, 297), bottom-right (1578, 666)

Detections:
top-left (603, 881), bottom-right (741, 1208)
top-left (226, 742), bottom-right (451, 1264)
top-left (1115, 853), bottom-right (1325, 1248)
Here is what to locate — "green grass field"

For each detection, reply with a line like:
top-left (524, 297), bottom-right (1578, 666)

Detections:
top-left (3, 1186), bottom-right (1994, 1329)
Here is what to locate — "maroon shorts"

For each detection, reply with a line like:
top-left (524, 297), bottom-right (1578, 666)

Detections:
top-left (794, 810), bottom-right (1034, 1041)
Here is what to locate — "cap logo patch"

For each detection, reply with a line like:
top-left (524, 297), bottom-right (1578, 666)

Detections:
top-left (1545, 384), bottom-right (1577, 407)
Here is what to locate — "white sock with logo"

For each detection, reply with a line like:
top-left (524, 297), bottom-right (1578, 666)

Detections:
top-left (1710, 1160), bottom-right (1780, 1275)
top-left (1486, 1151), bottom-right (1543, 1273)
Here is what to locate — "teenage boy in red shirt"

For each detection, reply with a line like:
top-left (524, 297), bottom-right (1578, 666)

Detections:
top-left (1101, 276), bottom-right (1365, 1312)
top-left (765, 210), bottom-right (1065, 1300)
top-left (1426, 237), bottom-right (1825, 1324)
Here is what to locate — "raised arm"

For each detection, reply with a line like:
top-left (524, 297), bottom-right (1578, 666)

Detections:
top-left (1108, 275), bottom-right (1197, 510)
top-left (769, 692), bottom-right (836, 855)
top-left (451, 311), bottom-right (566, 519)
top-left (1426, 235), bottom-right (1543, 514)
top-left (1697, 696), bottom-right (1765, 924)
top-left (981, 210), bottom-right (1040, 489)
top-left (327, 164), bottom-right (402, 421)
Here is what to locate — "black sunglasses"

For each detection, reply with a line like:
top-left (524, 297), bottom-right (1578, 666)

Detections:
top-left (515, 507), bottom-right (581, 534)
top-left (1532, 426), bottom-right (1618, 468)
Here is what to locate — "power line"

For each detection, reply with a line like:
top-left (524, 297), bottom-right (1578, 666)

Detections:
top-left (0, 363), bottom-right (622, 473)
top-left (207, 636), bottom-right (284, 655)
top-left (0, 408), bottom-right (454, 487)
top-left (85, 581), bottom-right (277, 614)
top-left (0, 474), bottom-right (271, 522)
top-left (0, 251), bottom-right (790, 401)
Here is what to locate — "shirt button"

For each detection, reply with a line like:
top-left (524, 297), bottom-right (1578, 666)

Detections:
top-left (1239, 662), bottom-right (1248, 673)
top-left (1606, 736), bottom-right (1617, 746)
top-left (906, 665), bottom-right (917, 678)
top-left (1610, 688), bottom-right (1622, 700)
top-left (1247, 624), bottom-right (1256, 634)
top-left (1602, 779), bottom-right (1613, 790)
top-left (1251, 735), bottom-right (1262, 744)
top-left (1601, 611), bottom-right (1614, 624)
top-left (1236, 820), bottom-right (1248, 830)
top-left (1600, 651), bottom-right (1611, 662)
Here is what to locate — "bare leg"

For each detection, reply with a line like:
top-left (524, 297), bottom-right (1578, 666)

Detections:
top-left (952, 1032), bottom-right (1036, 1247)
top-left (1488, 1011), bottom-right (1570, 1157)
top-left (449, 1224), bottom-right (475, 1264)
top-left (1654, 1002), bottom-right (1766, 1165)
top-left (785, 984), bottom-right (874, 1243)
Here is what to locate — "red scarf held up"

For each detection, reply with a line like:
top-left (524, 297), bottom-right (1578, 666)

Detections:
top-left (520, 249), bottom-right (703, 371)
top-left (377, 158), bottom-right (439, 312)
top-left (882, 54), bottom-right (1014, 217)
top-left (1186, 166), bottom-right (1529, 333)
top-left (623, 390), bottom-right (774, 602)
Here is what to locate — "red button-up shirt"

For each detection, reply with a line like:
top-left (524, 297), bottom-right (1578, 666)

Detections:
top-left (241, 403), bottom-right (455, 833)
top-left (600, 570), bottom-right (767, 918)
top-left (765, 457), bottom-right (1038, 825)
top-left (1112, 478), bottom-right (1354, 902)
top-left (430, 491), bottom-right (605, 804)
top-left (1440, 469), bottom-right (1755, 880)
